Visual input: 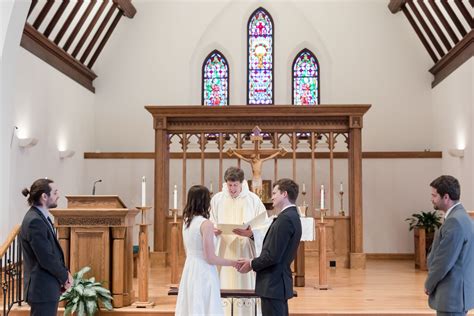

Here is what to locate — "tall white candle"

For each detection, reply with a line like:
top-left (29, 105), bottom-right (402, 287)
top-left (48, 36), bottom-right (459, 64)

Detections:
top-left (210, 181), bottom-right (213, 193)
top-left (340, 181), bottom-right (343, 193)
top-left (320, 184), bottom-right (325, 209)
top-left (173, 184), bottom-right (178, 209)
top-left (302, 183), bottom-right (306, 193)
top-left (141, 176), bottom-right (146, 207)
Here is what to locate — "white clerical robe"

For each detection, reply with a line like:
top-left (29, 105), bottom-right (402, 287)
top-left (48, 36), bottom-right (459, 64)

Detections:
top-left (210, 181), bottom-right (270, 315)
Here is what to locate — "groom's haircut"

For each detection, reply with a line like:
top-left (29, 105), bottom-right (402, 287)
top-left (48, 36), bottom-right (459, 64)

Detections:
top-left (224, 167), bottom-right (244, 183)
top-left (430, 175), bottom-right (460, 201)
top-left (274, 178), bottom-right (299, 203)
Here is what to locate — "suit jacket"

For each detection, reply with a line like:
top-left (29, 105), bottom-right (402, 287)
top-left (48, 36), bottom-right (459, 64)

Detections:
top-left (20, 206), bottom-right (68, 303)
top-left (252, 205), bottom-right (302, 300)
top-left (425, 203), bottom-right (474, 312)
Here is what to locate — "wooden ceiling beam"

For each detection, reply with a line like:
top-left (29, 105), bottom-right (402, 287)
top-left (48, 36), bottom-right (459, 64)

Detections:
top-left (33, 0), bottom-right (54, 29)
top-left (28, 0), bottom-right (38, 18)
top-left (44, 0), bottom-right (70, 38)
top-left (63, 0), bottom-right (97, 52)
top-left (407, 0), bottom-right (444, 57)
top-left (454, 0), bottom-right (473, 29)
top-left (87, 10), bottom-right (122, 68)
top-left (72, 0), bottom-right (109, 58)
top-left (402, 4), bottom-right (438, 62)
top-left (417, 0), bottom-right (451, 51)
top-left (440, 0), bottom-right (467, 37)
top-left (113, 0), bottom-right (136, 18)
top-left (80, 4), bottom-right (117, 63)
top-left (428, 0), bottom-right (459, 44)
top-left (54, 0), bottom-right (83, 45)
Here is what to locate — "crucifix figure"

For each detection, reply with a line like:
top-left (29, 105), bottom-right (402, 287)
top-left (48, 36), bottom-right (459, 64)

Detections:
top-left (227, 126), bottom-right (287, 199)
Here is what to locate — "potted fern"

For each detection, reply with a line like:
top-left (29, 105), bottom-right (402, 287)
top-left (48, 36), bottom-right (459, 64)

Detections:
top-left (60, 266), bottom-right (113, 316)
top-left (405, 211), bottom-right (442, 270)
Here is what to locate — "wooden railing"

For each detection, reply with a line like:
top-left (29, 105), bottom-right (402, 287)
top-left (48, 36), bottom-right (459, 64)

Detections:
top-left (0, 225), bottom-right (23, 316)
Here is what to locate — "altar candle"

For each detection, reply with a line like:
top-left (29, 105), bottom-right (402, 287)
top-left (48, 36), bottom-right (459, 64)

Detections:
top-left (141, 176), bottom-right (146, 207)
top-left (210, 181), bottom-right (213, 193)
top-left (340, 181), bottom-right (343, 193)
top-left (302, 183), bottom-right (306, 193)
top-left (320, 184), bottom-right (325, 209)
top-left (173, 185), bottom-right (178, 209)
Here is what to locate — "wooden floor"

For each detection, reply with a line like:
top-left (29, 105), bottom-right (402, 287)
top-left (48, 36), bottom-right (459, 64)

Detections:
top-left (7, 257), bottom-right (474, 315)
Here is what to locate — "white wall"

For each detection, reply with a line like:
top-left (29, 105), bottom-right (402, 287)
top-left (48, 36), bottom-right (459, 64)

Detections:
top-left (432, 58), bottom-right (474, 209)
top-left (92, 0), bottom-right (433, 152)
top-left (1, 5), bottom-right (96, 241)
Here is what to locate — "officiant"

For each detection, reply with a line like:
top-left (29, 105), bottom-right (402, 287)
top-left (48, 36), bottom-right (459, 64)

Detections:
top-left (210, 166), bottom-right (271, 315)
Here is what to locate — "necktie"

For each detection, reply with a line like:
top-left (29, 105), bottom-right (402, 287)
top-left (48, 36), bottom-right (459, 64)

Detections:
top-left (46, 216), bottom-right (57, 238)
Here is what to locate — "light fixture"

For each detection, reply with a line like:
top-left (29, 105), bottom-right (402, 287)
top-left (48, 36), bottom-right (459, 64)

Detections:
top-left (59, 150), bottom-right (75, 159)
top-left (18, 137), bottom-right (38, 148)
top-left (448, 149), bottom-right (464, 158)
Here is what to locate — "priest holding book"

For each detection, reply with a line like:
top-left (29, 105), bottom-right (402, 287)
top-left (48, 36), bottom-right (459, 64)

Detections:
top-left (210, 166), bottom-right (271, 315)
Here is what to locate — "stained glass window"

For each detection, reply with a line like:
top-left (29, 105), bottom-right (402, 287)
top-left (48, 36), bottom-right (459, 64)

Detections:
top-left (248, 8), bottom-right (273, 105)
top-left (202, 50), bottom-right (229, 106)
top-left (292, 49), bottom-right (320, 105)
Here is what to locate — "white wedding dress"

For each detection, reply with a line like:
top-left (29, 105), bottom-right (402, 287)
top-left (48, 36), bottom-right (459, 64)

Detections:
top-left (176, 215), bottom-right (223, 316)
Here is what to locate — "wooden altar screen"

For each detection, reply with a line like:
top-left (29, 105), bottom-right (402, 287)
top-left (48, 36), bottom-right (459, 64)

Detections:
top-left (146, 105), bottom-right (370, 269)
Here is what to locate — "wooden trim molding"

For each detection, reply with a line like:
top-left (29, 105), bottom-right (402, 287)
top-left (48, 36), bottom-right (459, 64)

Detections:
top-left (430, 30), bottom-right (474, 88)
top-left (366, 253), bottom-right (414, 260)
top-left (21, 23), bottom-right (97, 92)
top-left (84, 151), bottom-right (442, 160)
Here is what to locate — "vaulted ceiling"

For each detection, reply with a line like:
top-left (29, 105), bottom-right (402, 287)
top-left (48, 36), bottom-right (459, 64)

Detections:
top-left (22, 0), bottom-right (136, 92)
top-left (389, 0), bottom-right (473, 87)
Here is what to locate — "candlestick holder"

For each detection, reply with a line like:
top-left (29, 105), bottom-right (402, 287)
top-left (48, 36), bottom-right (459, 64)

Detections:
top-left (297, 202), bottom-right (308, 217)
top-left (170, 208), bottom-right (179, 223)
top-left (338, 191), bottom-right (345, 216)
top-left (316, 208), bottom-right (328, 223)
top-left (136, 206), bottom-right (152, 224)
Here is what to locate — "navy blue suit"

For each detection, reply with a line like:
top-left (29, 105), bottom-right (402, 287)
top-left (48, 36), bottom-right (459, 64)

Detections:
top-left (20, 206), bottom-right (68, 315)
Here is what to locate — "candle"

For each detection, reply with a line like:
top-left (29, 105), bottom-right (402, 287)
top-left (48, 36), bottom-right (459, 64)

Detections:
top-left (173, 184), bottom-right (178, 209)
top-left (340, 182), bottom-right (343, 193)
top-left (320, 184), bottom-right (325, 209)
top-left (210, 181), bottom-right (213, 193)
top-left (141, 176), bottom-right (146, 207)
top-left (302, 183), bottom-right (306, 193)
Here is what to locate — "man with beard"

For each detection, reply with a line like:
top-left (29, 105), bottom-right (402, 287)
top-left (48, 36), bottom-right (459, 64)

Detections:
top-left (425, 175), bottom-right (474, 316)
top-left (20, 178), bottom-right (72, 316)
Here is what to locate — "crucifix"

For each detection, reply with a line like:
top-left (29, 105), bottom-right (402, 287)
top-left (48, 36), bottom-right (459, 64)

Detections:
top-left (227, 126), bottom-right (287, 199)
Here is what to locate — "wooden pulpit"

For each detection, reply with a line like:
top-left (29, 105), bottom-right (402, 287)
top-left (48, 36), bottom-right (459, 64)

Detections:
top-left (51, 195), bottom-right (138, 307)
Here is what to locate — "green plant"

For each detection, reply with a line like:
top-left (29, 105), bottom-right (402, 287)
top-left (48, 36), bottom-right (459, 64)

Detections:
top-left (60, 266), bottom-right (113, 316)
top-left (405, 210), bottom-right (442, 233)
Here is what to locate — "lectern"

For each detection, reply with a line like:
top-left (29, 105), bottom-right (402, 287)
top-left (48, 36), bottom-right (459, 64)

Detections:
top-left (51, 195), bottom-right (138, 307)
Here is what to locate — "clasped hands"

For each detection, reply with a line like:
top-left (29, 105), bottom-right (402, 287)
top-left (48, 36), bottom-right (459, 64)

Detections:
top-left (61, 272), bottom-right (73, 292)
top-left (232, 259), bottom-right (252, 273)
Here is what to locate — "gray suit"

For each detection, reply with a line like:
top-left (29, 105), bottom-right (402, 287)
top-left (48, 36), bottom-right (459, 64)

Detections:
top-left (425, 204), bottom-right (474, 314)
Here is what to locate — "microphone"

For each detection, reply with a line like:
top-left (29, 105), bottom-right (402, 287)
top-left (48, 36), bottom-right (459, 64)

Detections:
top-left (92, 179), bottom-right (102, 195)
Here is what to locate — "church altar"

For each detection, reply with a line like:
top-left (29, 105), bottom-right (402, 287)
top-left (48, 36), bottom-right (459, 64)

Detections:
top-left (146, 105), bottom-right (370, 270)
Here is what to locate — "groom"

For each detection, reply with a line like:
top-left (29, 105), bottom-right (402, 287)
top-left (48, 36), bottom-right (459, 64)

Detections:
top-left (238, 178), bottom-right (302, 316)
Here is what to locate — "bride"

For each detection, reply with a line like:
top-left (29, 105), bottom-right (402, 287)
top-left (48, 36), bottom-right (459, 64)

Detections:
top-left (176, 185), bottom-right (240, 315)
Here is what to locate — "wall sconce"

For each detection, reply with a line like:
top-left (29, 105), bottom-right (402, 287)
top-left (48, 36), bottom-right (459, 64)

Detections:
top-left (59, 150), bottom-right (75, 159)
top-left (448, 149), bottom-right (464, 158)
top-left (18, 137), bottom-right (39, 148)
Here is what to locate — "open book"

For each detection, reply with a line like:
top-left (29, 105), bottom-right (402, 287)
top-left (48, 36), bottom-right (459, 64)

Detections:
top-left (216, 211), bottom-right (270, 235)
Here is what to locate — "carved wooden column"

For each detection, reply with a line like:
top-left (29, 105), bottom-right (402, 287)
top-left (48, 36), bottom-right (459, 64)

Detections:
top-left (348, 116), bottom-right (365, 268)
top-left (111, 227), bottom-right (126, 307)
top-left (154, 116), bottom-right (169, 252)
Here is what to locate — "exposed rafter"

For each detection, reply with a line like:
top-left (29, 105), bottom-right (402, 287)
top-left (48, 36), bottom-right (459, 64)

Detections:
top-left (388, 0), bottom-right (474, 87)
top-left (21, 0), bottom-right (137, 92)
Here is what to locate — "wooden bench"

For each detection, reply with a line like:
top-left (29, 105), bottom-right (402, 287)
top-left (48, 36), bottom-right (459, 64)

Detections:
top-left (168, 288), bottom-right (297, 316)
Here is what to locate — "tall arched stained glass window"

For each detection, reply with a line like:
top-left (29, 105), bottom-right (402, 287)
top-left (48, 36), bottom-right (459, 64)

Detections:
top-left (247, 7), bottom-right (274, 105)
top-left (202, 50), bottom-right (229, 106)
top-left (292, 49), bottom-right (320, 105)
